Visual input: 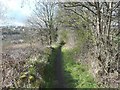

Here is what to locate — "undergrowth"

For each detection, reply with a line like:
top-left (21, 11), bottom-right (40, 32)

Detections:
top-left (12, 46), bottom-right (58, 88)
top-left (62, 48), bottom-right (98, 88)
top-left (43, 46), bottom-right (58, 88)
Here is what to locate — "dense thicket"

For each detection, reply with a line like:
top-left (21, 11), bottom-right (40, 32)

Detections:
top-left (57, 2), bottom-right (120, 88)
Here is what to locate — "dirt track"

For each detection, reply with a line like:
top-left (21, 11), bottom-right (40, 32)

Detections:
top-left (54, 47), bottom-right (67, 88)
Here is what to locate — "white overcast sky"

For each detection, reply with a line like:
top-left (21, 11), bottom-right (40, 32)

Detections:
top-left (0, 0), bottom-right (58, 26)
top-left (0, 0), bottom-right (35, 26)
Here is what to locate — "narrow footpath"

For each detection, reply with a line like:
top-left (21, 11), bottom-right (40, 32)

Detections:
top-left (54, 46), bottom-right (67, 88)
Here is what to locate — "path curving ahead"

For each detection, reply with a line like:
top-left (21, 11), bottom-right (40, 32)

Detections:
top-left (54, 46), bottom-right (67, 88)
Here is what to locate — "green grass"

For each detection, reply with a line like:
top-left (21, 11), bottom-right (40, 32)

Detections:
top-left (43, 46), bottom-right (59, 88)
top-left (62, 48), bottom-right (98, 88)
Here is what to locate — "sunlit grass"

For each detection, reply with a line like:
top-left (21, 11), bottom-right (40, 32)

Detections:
top-left (62, 48), bottom-right (98, 88)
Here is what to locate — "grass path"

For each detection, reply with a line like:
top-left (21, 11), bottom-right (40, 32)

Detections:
top-left (45, 44), bottom-right (98, 88)
top-left (62, 47), bottom-right (98, 88)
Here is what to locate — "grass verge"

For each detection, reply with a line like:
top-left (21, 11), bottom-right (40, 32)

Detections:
top-left (43, 46), bottom-right (58, 88)
top-left (62, 48), bottom-right (98, 88)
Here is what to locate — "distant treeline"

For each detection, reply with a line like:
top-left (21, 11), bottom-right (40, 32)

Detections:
top-left (2, 31), bottom-right (20, 35)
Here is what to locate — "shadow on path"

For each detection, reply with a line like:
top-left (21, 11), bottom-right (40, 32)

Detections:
top-left (54, 46), bottom-right (67, 88)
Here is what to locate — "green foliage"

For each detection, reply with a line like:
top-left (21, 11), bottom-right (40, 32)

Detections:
top-left (16, 46), bottom-right (60, 88)
top-left (16, 47), bottom-right (55, 88)
top-left (43, 46), bottom-right (58, 88)
top-left (62, 49), bottom-right (98, 88)
top-left (59, 30), bottom-right (69, 42)
top-left (17, 55), bottom-right (47, 88)
top-left (59, 40), bottom-right (66, 47)
top-left (113, 35), bottom-right (120, 43)
top-left (75, 28), bottom-right (92, 46)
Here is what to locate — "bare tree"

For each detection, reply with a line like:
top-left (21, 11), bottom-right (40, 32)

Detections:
top-left (61, 1), bottom-right (120, 88)
top-left (27, 0), bottom-right (58, 46)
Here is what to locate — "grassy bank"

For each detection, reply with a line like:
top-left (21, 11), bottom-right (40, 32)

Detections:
top-left (43, 46), bottom-right (58, 88)
top-left (62, 48), bottom-right (98, 88)
top-left (11, 46), bottom-right (59, 88)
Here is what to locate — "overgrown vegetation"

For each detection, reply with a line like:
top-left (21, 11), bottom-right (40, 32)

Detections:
top-left (58, 27), bottom-right (98, 88)
top-left (43, 46), bottom-right (58, 88)
top-left (4, 46), bottom-right (58, 89)
top-left (62, 48), bottom-right (98, 88)
top-left (1, 1), bottom-right (120, 88)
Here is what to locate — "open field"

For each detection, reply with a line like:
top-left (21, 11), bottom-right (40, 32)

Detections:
top-left (2, 32), bottom-right (46, 87)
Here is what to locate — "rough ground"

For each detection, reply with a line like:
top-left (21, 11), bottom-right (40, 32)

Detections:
top-left (54, 47), bottom-right (67, 88)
